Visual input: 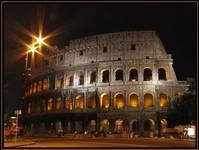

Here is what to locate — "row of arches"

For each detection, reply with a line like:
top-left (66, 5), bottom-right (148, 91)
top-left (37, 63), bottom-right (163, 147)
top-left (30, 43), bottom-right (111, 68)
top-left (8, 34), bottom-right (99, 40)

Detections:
top-left (98, 118), bottom-right (167, 132)
top-left (25, 68), bottom-right (167, 97)
top-left (24, 118), bottom-right (168, 135)
top-left (101, 67), bottom-right (167, 83)
top-left (100, 93), bottom-right (168, 109)
top-left (26, 92), bottom-right (168, 114)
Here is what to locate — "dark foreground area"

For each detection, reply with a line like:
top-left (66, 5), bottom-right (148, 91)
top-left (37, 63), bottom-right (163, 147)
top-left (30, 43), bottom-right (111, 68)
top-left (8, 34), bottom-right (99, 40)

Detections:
top-left (4, 136), bottom-right (196, 148)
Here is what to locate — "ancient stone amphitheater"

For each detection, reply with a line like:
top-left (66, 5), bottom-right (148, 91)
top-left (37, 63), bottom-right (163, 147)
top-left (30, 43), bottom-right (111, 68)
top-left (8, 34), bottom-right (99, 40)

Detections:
top-left (23, 31), bottom-right (188, 135)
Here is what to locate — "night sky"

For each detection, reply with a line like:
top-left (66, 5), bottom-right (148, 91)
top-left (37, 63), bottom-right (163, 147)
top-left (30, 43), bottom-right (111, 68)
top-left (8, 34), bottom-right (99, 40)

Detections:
top-left (3, 2), bottom-right (197, 120)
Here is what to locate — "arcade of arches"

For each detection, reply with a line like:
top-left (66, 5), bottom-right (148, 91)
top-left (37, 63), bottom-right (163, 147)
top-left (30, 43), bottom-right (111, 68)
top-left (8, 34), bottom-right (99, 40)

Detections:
top-left (144, 93), bottom-right (153, 107)
top-left (24, 116), bottom-right (168, 134)
top-left (88, 95), bottom-right (96, 109)
top-left (25, 67), bottom-right (169, 97)
top-left (158, 68), bottom-right (167, 80)
top-left (100, 119), bottom-right (109, 131)
top-left (129, 68), bottom-right (138, 81)
top-left (47, 98), bottom-right (53, 111)
top-left (65, 96), bottom-right (73, 110)
top-left (114, 119), bottom-right (124, 133)
top-left (143, 68), bottom-right (152, 81)
top-left (100, 94), bottom-right (109, 109)
top-left (114, 93), bottom-right (124, 109)
top-left (68, 76), bottom-right (73, 86)
top-left (115, 69), bottom-right (124, 81)
top-left (26, 92), bottom-right (169, 114)
top-left (75, 95), bottom-right (84, 110)
top-left (159, 93), bottom-right (168, 107)
top-left (129, 93), bottom-right (139, 107)
top-left (102, 70), bottom-right (109, 83)
top-left (90, 71), bottom-right (97, 83)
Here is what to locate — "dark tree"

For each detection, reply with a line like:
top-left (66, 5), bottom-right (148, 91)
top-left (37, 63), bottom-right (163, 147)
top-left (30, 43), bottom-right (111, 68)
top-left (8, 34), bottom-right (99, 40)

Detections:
top-left (167, 93), bottom-right (196, 127)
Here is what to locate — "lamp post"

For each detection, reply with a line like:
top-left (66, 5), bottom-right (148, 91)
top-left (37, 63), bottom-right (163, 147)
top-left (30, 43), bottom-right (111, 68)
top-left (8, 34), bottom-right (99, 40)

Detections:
top-left (14, 109), bottom-right (22, 144)
top-left (23, 36), bottom-right (45, 79)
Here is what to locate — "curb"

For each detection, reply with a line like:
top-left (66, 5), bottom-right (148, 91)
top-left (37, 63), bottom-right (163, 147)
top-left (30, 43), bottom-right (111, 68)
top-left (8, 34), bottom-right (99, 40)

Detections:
top-left (4, 142), bottom-right (36, 148)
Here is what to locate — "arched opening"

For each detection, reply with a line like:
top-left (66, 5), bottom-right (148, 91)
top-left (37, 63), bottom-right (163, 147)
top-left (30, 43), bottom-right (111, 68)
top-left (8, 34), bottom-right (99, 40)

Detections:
top-left (144, 93), bottom-right (153, 107)
top-left (129, 93), bottom-right (139, 107)
top-left (68, 75), bottom-right (73, 86)
top-left (88, 95), bottom-right (96, 109)
top-left (143, 68), bottom-right (152, 81)
top-left (144, 119), bottom-right (155, 131)
top-left (90, 71), bottom-right (97, 84)
top-left (115, 69), bottom-right (123, 81)
top-left (129, 68), bottom-right (138, 81)
top-left (35, 101), bottom-right (41, 113)
top-left (102, 70), bottom-right (109, 83)
top-left (158, 68), bottom-right (167, 80)
top-left (56, 97), bottom-right (62, 110)
top-left (159, 93), bottom-right (168, 107)
top-left (65, 96), bottom-right (73, 111)
top-left (74, 121), bottom-right (83, 133)
top-left (160, 119), bottom-right (167, 129)
top-left (75, 95), bottom-right (84, 110)
top-left (130, 120), bottom-right (139, 132)
top-left (114, 93), bottom-right (124, 109)
top-left (100, 94), bottom-right (109, 109)
top-left (41, 100), bottom-right (46, 112)
top-left (47, 98), bottom-right (53, 111)
top-left (114, 119), bottom-right (124, 133)
top-left (79, 73), bottom-right (84, 85)
top-left (43, 79), bottom-right (48, 90)
top-left (33, 82), bottom-right (37, 94)
top-left (100, 119), bottom-right (109, 131)
top-left (30, 84), bottom-right (33, 95)
top-left (89, 120), bottom-right (96, 132)
top-left (37, 80), bottom-right (42, 92)
top-left (28, 102), bottom-right (31, 114)
top-left (56, 76), bottom-right (64, 89)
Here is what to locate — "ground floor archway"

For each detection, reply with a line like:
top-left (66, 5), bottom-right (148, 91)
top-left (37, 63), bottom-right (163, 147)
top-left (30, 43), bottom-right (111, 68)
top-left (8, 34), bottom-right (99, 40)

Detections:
top-left (144, 119), bottom-right (155, 132)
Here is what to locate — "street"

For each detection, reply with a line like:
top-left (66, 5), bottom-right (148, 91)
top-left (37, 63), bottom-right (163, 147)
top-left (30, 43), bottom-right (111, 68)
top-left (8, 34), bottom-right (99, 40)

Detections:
top-left (18, 137), bottom-right (196, 148)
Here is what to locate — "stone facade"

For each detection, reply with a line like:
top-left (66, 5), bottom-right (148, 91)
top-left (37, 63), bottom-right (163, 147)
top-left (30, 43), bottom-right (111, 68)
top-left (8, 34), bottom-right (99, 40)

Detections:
top-left (23, 31), bottom-right (188, 135)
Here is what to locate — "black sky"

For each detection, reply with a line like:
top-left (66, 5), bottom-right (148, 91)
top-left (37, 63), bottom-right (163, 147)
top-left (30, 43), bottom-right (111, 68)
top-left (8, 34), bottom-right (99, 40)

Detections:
top-left (3, 2), bottom-right (197, 119)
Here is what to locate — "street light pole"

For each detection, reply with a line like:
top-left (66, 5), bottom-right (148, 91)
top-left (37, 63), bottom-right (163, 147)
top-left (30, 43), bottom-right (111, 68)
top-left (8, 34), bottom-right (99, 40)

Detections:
top-left (14, 110), bottom-right (21, 144)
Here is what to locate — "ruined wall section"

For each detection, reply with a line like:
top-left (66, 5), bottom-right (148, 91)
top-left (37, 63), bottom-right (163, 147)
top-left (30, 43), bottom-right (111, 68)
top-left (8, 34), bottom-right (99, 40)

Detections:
top-left (31, 31), bottom-right (176, 81)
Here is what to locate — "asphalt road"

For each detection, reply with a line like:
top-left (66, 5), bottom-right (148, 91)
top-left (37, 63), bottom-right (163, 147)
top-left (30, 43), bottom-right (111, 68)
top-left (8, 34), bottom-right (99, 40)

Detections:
top-left (19, 137), bottom-right (196, 148)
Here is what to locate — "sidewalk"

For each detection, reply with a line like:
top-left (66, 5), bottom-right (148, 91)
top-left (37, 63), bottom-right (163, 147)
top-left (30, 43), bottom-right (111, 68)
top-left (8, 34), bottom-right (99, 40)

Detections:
top-left (3, 139), bottom-right (35, 148)
top-left (24, 133), bottom-right (196, 142)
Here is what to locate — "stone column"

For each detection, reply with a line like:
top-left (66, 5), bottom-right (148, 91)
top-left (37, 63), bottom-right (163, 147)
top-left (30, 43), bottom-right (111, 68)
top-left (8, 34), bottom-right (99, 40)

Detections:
top-left (97, 67), bottom-right (101, 84)
top-left (84, 92), bottom-right (87, 111)
top-left (110, 91), bottom-right (113, 111)
top-left (63, 72), bottom-right (66, 89)
top-left (84, 69), bottom-right (88, 87)
top-left (155, 86), bottom-right (160, 112)
top-left (72, 92), bottom-right (75, 112)
top-left (138, 64), bottom-right (143, 82)
top-left (109, 65), bottom-right (112, 84)
top-left (153, 64), bottom-right (158, 81)
top-left (124, 90), bottom-right (128, 111)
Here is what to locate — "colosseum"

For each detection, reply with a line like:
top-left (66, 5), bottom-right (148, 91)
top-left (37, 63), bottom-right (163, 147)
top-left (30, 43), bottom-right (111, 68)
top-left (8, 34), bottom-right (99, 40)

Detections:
top-left (22, 31), bottom-right (188, 136)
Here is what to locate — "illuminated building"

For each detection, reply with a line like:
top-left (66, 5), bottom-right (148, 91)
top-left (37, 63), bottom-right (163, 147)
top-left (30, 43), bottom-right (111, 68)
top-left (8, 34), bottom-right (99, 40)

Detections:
top-left (22, 31), bottom-right (188, 134)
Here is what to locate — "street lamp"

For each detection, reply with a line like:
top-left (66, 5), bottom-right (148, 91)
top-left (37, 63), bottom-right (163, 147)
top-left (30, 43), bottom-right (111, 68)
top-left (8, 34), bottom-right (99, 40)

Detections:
top-left (23, 35), bottom-right (45, 78)
top-left (36, 36), bottom-right (44, 46)
top-left (14, 109), bottom-right (22, 144)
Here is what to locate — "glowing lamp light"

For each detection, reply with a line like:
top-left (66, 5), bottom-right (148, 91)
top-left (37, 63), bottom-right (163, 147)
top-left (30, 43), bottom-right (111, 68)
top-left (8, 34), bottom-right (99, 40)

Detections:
top-left (30, 45), bottom-right (37, 53)
top-left (188, 128), bottom-right (194, 136)
top-left (37, 36), bottom-right (44, 45)
top-left (187, 126), bottom-right (196, 138)
top-left (10, 116), bottom-right (16, 119)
